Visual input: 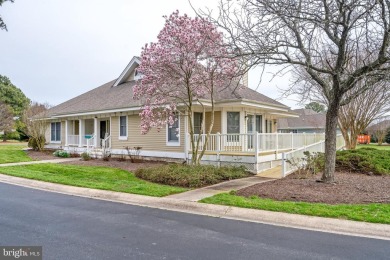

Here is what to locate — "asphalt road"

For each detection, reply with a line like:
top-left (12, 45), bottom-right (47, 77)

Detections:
top-left (0, 182), bottom-right (389, 260)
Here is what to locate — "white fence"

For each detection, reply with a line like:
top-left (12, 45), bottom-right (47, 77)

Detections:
top-left (190, 132), bottom-right (325, 154)
top-left (281, 134), bottom-right (345, 177)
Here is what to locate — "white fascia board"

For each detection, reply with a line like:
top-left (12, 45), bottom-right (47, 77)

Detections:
top-left (50, 106), bottom-right (142, 118)
top-left (113, 56), bottom-right (141, 87)
top-left (215, 100), bottom-right (289, 113)
top-left (269, 112), bottom-right (300, 118)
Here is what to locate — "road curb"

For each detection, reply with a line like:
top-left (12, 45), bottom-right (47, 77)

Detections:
top-left (0, 173), bottom-right (389, 241)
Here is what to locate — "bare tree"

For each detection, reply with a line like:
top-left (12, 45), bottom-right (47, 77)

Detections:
top-left (367, 116), bottom-right (390, 145)
top-left (0, 102), bottom-right (13, 141)
top-left (22, 102), bottom-right (49, 151)
top-left (205, 0), bottom-right (390, 182)
top-left (338, 80), bottom-right (390, 149)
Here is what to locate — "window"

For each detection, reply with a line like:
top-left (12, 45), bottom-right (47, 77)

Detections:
top-left (51, 122), bottom-right (61, 142)
top-left (227, 112), bottom-right (240, 142)
top-left (227, 112), bottom-right (240, 134)
top-left (193, 112), bottom-right (203, 135)
top-left (256, 115), bottom-right (262, 133)
top-left (167, 115), bottom-right (180, 145)
top-left (119, 116), bottom-right (127, 139)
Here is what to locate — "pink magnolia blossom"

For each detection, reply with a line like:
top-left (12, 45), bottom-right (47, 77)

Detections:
top-left (134, 11), bottom-right (240, 134)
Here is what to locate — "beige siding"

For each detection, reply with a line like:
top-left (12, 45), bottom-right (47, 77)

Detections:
top-left (44, 122), bottom-right (51, 143)
top-left (61, 120), bottom-right (65, 145)
top-left (205, 111), bottom-right (221, 133)
top-left (111, 114), bottom-right (185, 152)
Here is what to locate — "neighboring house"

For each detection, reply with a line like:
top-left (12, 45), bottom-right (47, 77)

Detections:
top-left (278, 109), bottom-right (326, 133)
top-left (43, 56), bottom-right (304, 172)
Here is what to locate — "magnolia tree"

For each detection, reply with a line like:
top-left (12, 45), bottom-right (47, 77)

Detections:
top-left (134, 11), bottom-right (239, 165)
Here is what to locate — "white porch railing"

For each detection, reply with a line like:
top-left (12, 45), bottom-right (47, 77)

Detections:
top-left (281, 134), bottom-right (345, 177)
top-left (190, 132), bottom-right (325, 154)
top-left (102, 134), bottom-right (111, 150)
top-left (86, 135), bottom-right (96, 153)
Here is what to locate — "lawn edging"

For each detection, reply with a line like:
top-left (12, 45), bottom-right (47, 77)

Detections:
top-left (200, 192), bottom-right (390, 224)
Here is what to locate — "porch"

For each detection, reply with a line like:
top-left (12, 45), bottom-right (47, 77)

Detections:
top-left (186, 132), bottom-right (328, 174)
top-left (64, 118), bottom-right (111, 150)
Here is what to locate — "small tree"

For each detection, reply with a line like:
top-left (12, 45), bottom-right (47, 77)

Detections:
top-left (0, 0), bottom-right (14, 31)
top-left (22, 102), bottom-right (49, 151)
top-left (368, 117), bottom-right (390, 145)
top-left (0, 102), bottom-right (13, 142)
top-left (337, 80), bottom-right (390, 149)
top-left (385, 127), bottom-right (390, 144)
top-left (134, 11), bottom-right (239, 165)
top-left (305, 102), bottom-right (325, 113)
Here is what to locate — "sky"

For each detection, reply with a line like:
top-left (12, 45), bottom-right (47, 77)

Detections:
top-left (0, 0), bottom-right (300, 108)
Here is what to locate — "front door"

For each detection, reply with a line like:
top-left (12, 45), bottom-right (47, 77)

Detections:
top-left (100, 121), bottom-right (107, 139)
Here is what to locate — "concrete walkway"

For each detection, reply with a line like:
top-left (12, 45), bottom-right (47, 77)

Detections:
top-left (0, 173), bottom-right (388, 241)
top-left (167, 176), bottom-right (275, 201)
top-left (0, 158), bottom-right (80, 167)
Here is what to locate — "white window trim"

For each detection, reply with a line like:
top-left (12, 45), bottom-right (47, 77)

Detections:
top-left (51, 122), bottom-right (61, 144)
top-left (166, 116), bottom-right (180, 146)
top-left (118, 115), bottom-right (128, 140)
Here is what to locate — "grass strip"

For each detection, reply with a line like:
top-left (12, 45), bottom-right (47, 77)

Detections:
top-left (0, 163), bottom-right (187, 197)
top-left (200, 193), bottom-right (390, 224)
top-left (0, 144), bottom-right (32, 164)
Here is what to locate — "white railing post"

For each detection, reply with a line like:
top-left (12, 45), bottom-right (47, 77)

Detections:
top-left (291, 132), bottom-right (294, 150)
top-left (254, 132), bottom-right (259, 173)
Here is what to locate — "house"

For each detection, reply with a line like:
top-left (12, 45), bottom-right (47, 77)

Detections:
top-left (43, 56), bottom-right (312, 173)
top-left (277, 109), bottom-right (326, 133)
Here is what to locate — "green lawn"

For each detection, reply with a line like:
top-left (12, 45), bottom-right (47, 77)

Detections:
top-left (0, 164), bottom-right (187, 197)
top-left (0, 144), bottom-right (32, 164)
top-left (357, 144), bottom-right (390, 150)
top-left (201, 193), bottom-right (390, 224)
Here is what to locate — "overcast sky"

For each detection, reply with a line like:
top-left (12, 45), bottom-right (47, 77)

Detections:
top-left (0, 0), bottom-right (300, 108)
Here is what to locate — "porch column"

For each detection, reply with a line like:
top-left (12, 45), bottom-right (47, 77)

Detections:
top-left (64, 120), bottom-right (68, 146)
top-left (94, 117), bottom-right (98, 147)
top-left (78, 119), bottom-right (84, 147)
top-left (184, 114), bottom-right (188, 160)
top-left (254, 132), bottom-right (259, 173)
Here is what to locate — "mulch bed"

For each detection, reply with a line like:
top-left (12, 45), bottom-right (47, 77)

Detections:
top-left (237, 171), bottom-right (390, 204)
top-left (26, 150), bottom-right (165, 172)
top-left (26, 150), bottom-right (58, 161)
top-left (61, 159), bottom-right (166, 172)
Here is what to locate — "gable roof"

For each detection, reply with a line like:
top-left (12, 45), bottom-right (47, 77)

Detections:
top-left (278, 109), bottom-right (326, 130)
top-left (45, 56), bottom-right (292, 118)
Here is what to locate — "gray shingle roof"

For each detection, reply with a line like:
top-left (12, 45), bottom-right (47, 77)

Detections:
top-left (278, 109), bottom-right (326, 129)
top-left (46, 80), bottom-right (288, 117)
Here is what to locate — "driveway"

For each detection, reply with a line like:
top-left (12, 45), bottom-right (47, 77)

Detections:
top-left (0, 182), bottom-right (389, 260)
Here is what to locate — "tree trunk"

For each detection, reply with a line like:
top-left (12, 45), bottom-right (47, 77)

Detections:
top-left (321, 99), bottom-right (341, 183)
top-left (2, 131), bottom-right (7, 142)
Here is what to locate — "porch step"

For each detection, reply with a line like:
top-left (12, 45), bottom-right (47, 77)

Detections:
top-left (89, 148), bottom-right (111, 159)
